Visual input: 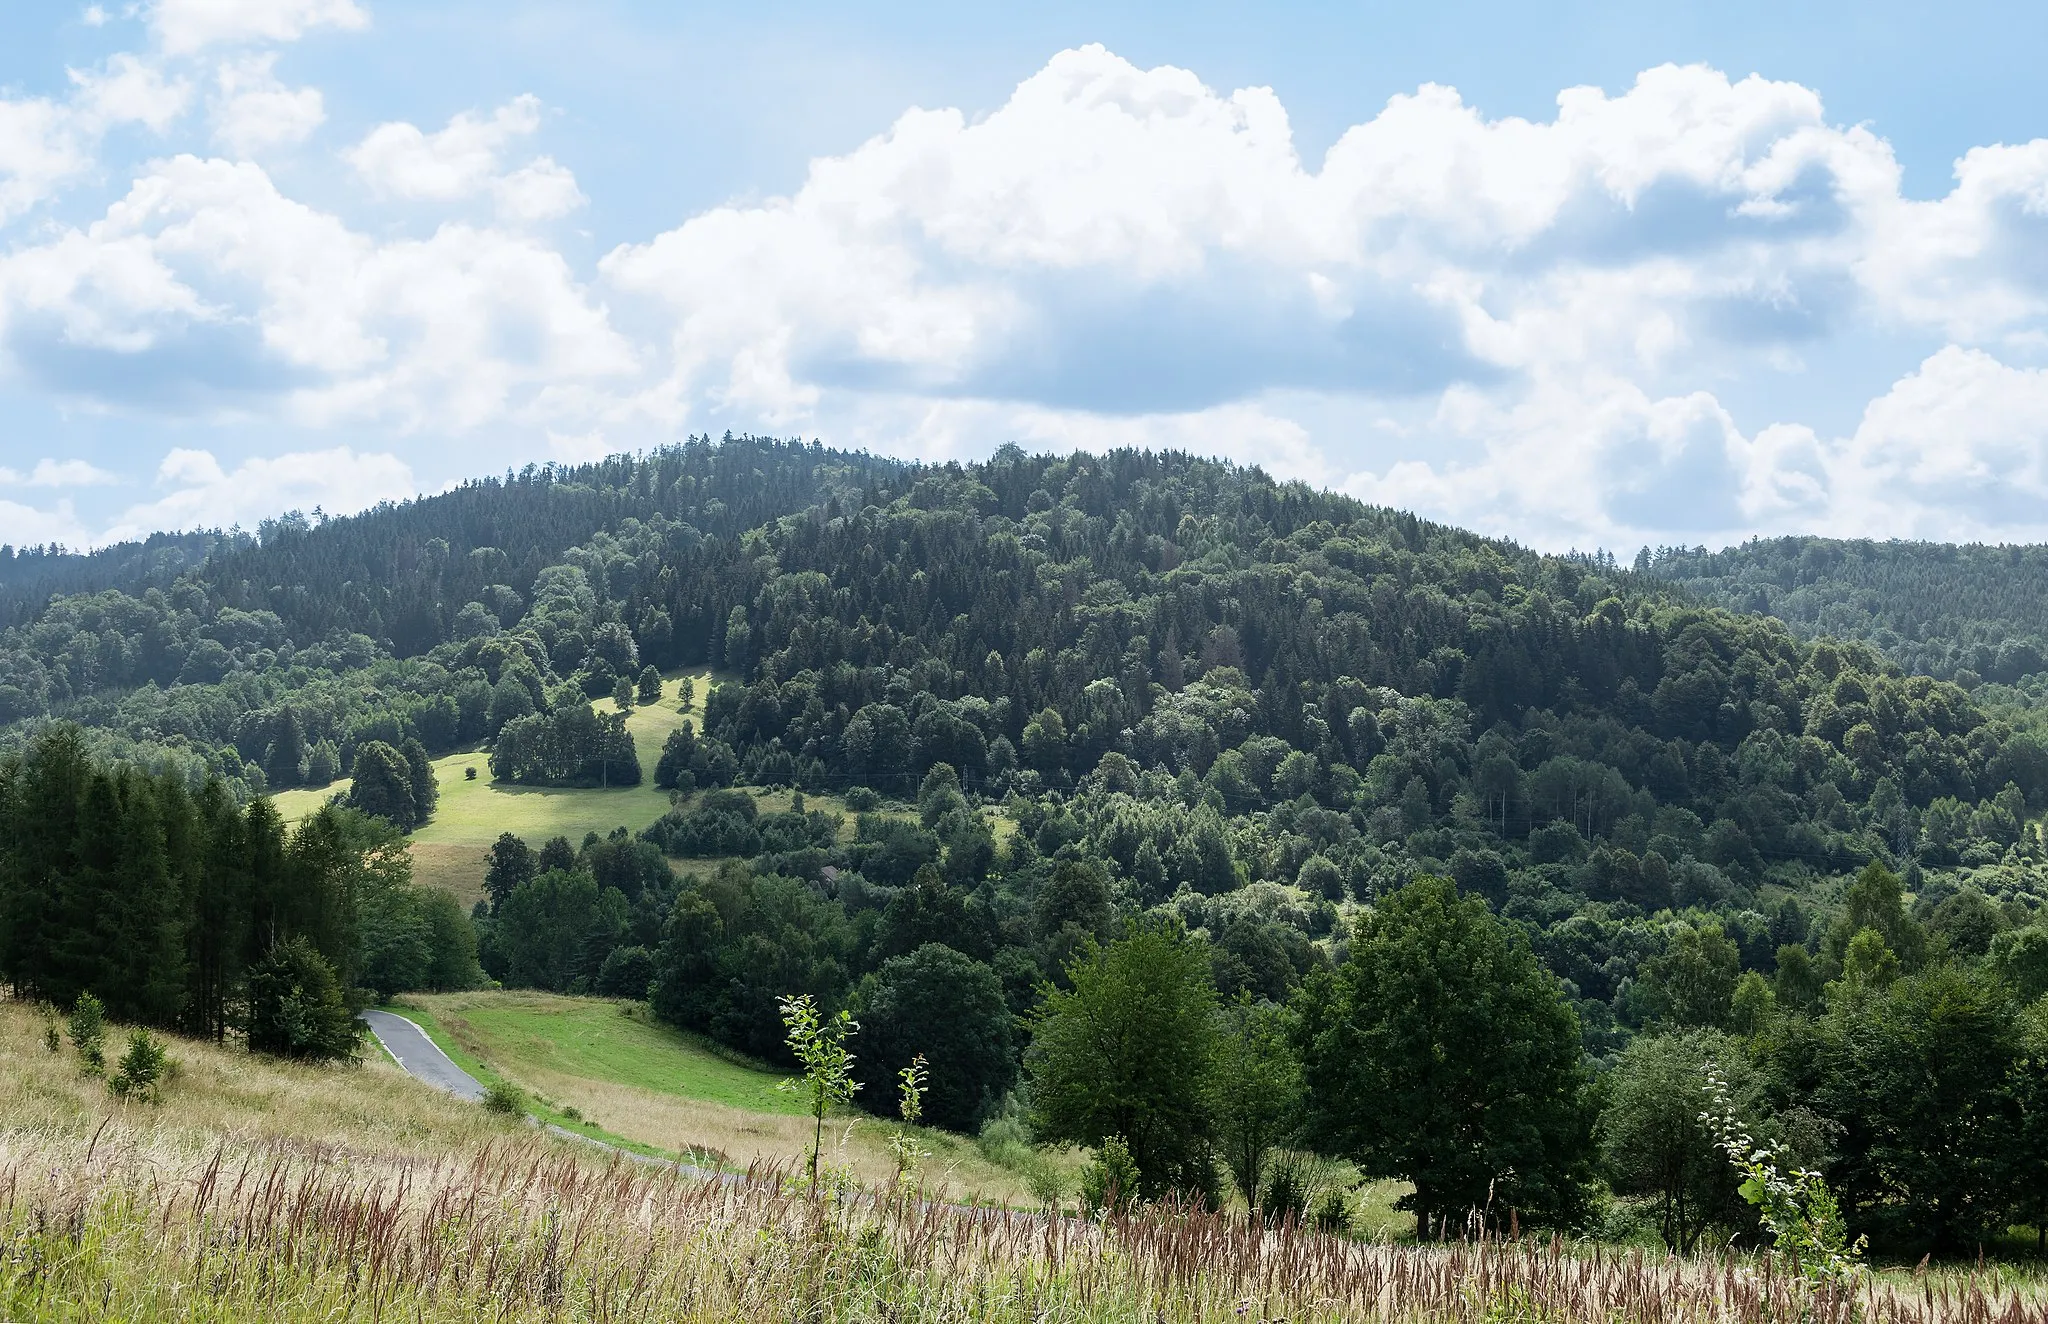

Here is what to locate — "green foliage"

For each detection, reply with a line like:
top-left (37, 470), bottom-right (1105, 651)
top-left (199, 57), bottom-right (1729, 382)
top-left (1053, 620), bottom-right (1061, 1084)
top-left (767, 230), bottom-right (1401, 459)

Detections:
top-left (1806, 963), bottom-right (2032, 1249)
top-left (649, 864), bottom-right (857, 1060)
top-left (851, 943), bottom-right (1015, 1132)
top-left (1027, 919), bottom-right (1220, 1202)
top-left (776, 993), bottom-right (861, 1193)
top-left (107, 1029), bottom-right (170, 1103)
top-left (1635, 922), bottom-right (1740, 1030)
top-left (483, 832), bottom-right (535, 910)
top-left (1080, 1135), bottom-right (1141, 1217)
top-left (1296, 876), bottom-right (1595, 1230)
top-left (489, 869), bottom-right (629, 993)
top-left (246, 937), bottom-right (362, 1061)
top-left (887, 1054), bottom-right (930, 1187)
top-left (347, 740), bottom-right (420, 830)
top-left (1600, 1030), bottom-right (1751, 1253)
top-left (482, 1078), bottom-right (527, 1116)
top-left (1700, 1066), bottom-right (1863, 1294)
top-left (1211, 994), bottom-right (1303, 1212)
top-left (490, 705), bottom-right (640, 788)
top-left (67, 991), bottom-right (106, 1075)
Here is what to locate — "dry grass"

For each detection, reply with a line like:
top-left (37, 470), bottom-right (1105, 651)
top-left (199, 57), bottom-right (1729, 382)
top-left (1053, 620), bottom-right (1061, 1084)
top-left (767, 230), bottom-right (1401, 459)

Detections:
top-left (0, 998), bottom-right (2044, 1322)
top-left (0, 999), bottom-right (530, 1167)
top-left (5, 1127), bottom-right (2046, 1323)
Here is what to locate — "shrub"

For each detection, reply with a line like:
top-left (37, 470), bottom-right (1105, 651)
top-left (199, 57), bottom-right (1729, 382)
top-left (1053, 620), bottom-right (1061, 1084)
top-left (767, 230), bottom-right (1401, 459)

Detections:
top-left (595, 945), bottom-right (656, 999)
top-left (482, 1079), bottom-right (527, 1116)
top-left (247, 938), bottom-right (362, 1061)
top-left (108, 1030), bottom-right (171, 1103)
top-left (67, 993), bottom-right (106, 1076)
top-left (843, 786), bottom-right (882, 812)
top-left (1081, 1135), bottom-right (1141, 1217)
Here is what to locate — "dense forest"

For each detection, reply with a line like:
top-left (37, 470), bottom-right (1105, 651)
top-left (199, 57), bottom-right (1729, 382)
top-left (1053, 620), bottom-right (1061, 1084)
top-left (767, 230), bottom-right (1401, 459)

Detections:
top-left (3, 438), bottom-right (2047, 1252)
top-left (1645, 538), bottom-right (2048, 694)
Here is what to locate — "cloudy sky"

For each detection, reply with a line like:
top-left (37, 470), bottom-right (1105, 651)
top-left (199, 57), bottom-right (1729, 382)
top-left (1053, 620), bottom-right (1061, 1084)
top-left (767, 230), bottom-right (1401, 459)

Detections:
top-left (4, 0), bottom-right (2048, 552)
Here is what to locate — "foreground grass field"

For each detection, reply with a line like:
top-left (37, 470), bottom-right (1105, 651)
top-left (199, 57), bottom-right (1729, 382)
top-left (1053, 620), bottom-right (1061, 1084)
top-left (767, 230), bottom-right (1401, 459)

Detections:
top-left (398, 989), bottom-right (1062, 1203)
top-left (0, 997), bottom-right (2042, 1322)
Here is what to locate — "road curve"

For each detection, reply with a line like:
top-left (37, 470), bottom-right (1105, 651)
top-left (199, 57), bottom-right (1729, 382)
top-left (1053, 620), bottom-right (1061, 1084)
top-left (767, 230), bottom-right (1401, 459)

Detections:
top-left (361, 1009), bottom-right (485, 1101)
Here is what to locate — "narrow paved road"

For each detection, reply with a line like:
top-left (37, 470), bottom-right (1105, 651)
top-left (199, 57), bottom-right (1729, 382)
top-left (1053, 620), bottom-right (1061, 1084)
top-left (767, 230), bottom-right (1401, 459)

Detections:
top-left (361, 1010), bottom-right (485, 1101)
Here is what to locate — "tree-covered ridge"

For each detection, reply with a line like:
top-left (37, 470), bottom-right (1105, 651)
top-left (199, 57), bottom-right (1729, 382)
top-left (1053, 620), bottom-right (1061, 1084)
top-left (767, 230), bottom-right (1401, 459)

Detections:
top-left (1643, 537), bottom-right (2048, 689)
top-left (0, 530), bottom-right (232, 629)
top-left (4, 438), bottom-right (2048, 1250)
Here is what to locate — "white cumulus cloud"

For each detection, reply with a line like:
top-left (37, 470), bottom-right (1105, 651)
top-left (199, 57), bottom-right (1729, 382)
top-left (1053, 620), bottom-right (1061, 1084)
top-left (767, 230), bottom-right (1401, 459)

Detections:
top-left (209, 54), bottom-right (324, 155)
top-left (18, 40), bottom-right (2048, 549)
top-left (98, 444), bottom-right (414, 540)
top-left (345, 95), bottom-right (583, 221)
top-left (150, 0), bottom-right (368, 55)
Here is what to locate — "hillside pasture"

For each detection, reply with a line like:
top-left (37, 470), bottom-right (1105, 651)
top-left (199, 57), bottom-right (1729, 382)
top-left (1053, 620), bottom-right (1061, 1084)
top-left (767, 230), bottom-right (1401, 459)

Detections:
top-left (400, 989), bottom-right (1065, 1204)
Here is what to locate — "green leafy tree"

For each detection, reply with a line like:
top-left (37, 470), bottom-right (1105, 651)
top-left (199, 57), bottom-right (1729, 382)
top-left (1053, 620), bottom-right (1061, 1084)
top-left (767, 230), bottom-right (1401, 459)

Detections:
top-left (1810, 964), bottom-right (2028, 1249)
top-left (1211, 993), bottom-right (1303, 1214)
top-left (777, 993), bottom-right (861, 1194)
top-left (1295, 875), bottom-right (1595, 1231)
top-left (483, 833), bottom-right (535, 911)
top-left (400, 738), bottom-right (438, 827)
top-left (1600, 1029), bottom-right (1751, 1252)
top-left (246, 937), bottom-right (362, 1061)
top-left (636, 665), bottom-right (663, 705)
top-left (1027, 919), bottom-right (1221, 1201)
top-left (851, 943), bottom-right (1015, 1133)
top-left (346, 741), bottom-right (416, 830)
top-left (1637, 922), bottom-right (1740, 1030)
top-left (1989, 925), bottom-right (2048, 1002)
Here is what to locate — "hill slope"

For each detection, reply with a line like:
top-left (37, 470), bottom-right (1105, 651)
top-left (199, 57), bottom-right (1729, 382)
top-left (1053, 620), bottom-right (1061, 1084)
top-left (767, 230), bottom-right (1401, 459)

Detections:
top-left (1643, 537), bottom-right (2048, 688)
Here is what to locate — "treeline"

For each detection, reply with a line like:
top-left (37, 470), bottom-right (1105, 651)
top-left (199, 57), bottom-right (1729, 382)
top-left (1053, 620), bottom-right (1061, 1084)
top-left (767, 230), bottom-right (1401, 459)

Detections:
top-left (0, 530), bottom-right (229, 628)
top-left (0, 727), bottom-right (479, 1054)
top-left (627, 825), bottom-right (2048, 1250)
top-left (1644, 537), bottom-right (2048, 690)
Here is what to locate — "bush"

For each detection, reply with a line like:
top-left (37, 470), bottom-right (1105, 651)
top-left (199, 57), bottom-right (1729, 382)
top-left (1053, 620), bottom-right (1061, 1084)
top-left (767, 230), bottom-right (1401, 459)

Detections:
top-left (1081, 1136), bottom-right (1141, 1216)
top-left (108, 1030), bottom-right (171, 1103)
top-left (843, 786), bottom-right (882, 812)
top-left (482, 1079), bottom-right (527, 1116)
top-left (68, 992), bottom-right (106, 1075)
top-left (247, 938), bottom-right (363, 1061)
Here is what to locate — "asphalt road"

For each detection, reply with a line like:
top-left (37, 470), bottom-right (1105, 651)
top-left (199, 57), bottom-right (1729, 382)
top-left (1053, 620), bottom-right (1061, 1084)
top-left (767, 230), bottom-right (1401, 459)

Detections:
top-left (361, 1009), bottom-right (485, 1101)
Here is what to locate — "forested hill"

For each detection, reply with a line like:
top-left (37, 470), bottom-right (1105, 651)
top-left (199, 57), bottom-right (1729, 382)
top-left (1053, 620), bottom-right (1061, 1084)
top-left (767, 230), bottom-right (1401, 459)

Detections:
top-left (1643, 538), bottom-right (2048, 689)
top-left (0, 531), bottom-right (230, 628)
top-left (8, 437), bottom-right (2048, 1246)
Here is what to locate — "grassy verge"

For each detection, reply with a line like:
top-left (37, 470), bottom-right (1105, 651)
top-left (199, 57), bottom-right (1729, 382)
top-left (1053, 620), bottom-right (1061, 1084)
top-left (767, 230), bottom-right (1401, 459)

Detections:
top-left (399, 989), bottom-right (1064, 1204)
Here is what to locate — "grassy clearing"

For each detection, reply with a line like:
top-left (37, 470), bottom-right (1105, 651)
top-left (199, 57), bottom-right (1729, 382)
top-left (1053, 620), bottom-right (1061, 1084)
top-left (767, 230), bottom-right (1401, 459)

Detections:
top-left (400, 989), bottom-right (1068, 1204)
top-left (275, 670), bottom-right (752, 906)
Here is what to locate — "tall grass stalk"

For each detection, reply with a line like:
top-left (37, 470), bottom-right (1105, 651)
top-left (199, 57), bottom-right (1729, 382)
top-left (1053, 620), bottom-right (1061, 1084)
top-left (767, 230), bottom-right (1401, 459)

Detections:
top-left (1, 1129), bottom-right (2042, 1324)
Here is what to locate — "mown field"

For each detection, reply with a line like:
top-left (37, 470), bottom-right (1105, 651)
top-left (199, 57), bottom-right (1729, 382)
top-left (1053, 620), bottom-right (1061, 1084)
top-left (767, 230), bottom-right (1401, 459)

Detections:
top-left (274, 672), bottom-right (711, 904)
top-left (392, 989), bottom-right (1070, 1203)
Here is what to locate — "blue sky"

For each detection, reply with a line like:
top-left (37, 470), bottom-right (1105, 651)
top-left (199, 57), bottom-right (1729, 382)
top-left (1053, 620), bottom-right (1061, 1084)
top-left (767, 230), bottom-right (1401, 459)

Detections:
top-left (4, 1), bottom-right (2048, 550)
